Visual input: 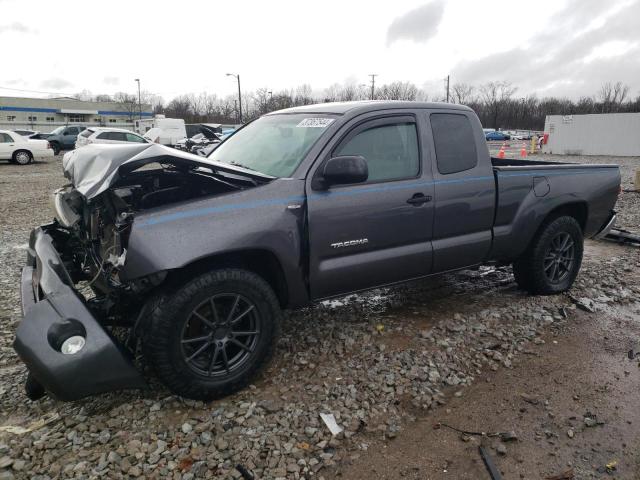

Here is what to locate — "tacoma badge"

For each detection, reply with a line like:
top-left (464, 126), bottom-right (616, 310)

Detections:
top-left (330, 238), bottom-right (368, 249)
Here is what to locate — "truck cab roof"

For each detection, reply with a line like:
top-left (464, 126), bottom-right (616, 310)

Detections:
top-left (270, 100), bottom-right (473, 116)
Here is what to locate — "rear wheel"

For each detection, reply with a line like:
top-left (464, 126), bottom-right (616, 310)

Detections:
top-left (142, 268), bottom-right (281, 400)
top-left (13, 150), bottom-right (33, 165)
top-left (513, 215), bottom-right (583, 294)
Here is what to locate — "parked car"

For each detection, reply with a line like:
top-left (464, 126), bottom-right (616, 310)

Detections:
top-left (75, 127), bottom-right (149, 148)
top-left (12, 129), bottom-right (40, 138)
top-left (34, 125), bottom-right (86, 154)
top-left (0, 130), bottom-right (54, 165)
top-left (14, 101), bottom-right (620, 402)
top-left (486, 131), bottom-right (511, 141)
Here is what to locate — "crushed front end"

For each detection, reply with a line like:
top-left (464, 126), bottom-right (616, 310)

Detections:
top-left (13, 144), bottom-right (271, 401)
top-left (15, 224), bottom-right (146, 401)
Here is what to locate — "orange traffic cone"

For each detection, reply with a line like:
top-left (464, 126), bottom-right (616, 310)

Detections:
top-left (520, 144), bottom-right (527, 158)
top-left (498, 143), bottom-right (505, 159)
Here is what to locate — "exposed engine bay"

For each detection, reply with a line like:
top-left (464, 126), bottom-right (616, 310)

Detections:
top-left (52, 144), bottom-right (273, 322)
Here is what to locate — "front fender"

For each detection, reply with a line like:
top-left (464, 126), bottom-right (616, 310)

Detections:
top-left (120, 178), bottom-right (308, 306)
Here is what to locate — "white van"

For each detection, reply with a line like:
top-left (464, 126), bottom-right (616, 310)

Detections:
top-left (135, 115), bottom-right (187, 146)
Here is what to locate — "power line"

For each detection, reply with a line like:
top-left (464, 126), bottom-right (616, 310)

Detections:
top-left (369, 74), bottom-right (377, 100)
top-left (0, 84), bottom-right (171, 98)
top-left (0, 85), bottom-right (76, 96)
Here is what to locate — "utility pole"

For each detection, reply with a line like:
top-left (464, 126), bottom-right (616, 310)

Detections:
top-left (134, 78), bottom-right (142, 119)
top-left (369, 74), bottom-right (377, 100)
top-left (233, 100), bottom-right (238, 124)
top-left (226, 73), bottom-right (242, 123)
top-left (445, 75), bottom-right (450, 103)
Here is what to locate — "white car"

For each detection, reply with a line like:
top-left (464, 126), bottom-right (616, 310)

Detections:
top-left (0, 130), bottom-right (54, 165)
top-left (75, 127), bottom-right (149, 148)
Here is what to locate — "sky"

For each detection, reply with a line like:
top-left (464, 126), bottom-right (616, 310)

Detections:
top-left (1, 0), bottom-right (638, 102)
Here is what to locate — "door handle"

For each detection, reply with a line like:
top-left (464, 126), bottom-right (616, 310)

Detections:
top-left (406, 193), bottom-right (432, 205)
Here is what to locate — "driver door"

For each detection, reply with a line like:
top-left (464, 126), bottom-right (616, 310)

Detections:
top-left (306, 114), bottom-right (435, 299)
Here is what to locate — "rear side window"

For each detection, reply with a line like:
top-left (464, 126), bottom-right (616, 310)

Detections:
top-left (96, 132), bottom-right (111, 140)
top-left (112, 132), bottom-right (127, 141)
top-left (125, 133), bottom-right (146, 143)
top-left (430, 113), bottom-right (477, 175)
top-left (335, 123), bottom-right (419, 182)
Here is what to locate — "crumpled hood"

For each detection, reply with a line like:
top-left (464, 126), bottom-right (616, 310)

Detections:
top-left (62, 143), bottom-right (273, 199)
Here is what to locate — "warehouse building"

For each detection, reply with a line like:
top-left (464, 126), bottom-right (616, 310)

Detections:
top-left (0, 96), bottom-right (153, 133)
top-left (543, 112), bottom-right (640, 156)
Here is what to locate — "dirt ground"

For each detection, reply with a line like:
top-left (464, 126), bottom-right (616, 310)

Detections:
top-left (327, 243), bottom-right (640, 480)
top-left (0, 153), bottom-right (638, 480)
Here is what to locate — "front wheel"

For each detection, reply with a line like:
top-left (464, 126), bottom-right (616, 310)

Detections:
top-left (142, 269), bottom-right (281, 400)
top-left (513, 215), bottom-right (583, 295)
top-left (50, 143), bottom-right (60, 155)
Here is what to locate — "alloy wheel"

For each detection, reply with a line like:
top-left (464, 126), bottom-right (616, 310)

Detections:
top-left (180, 293), bottom-right (261, 377)
top-left (543, 232), bottom-right (575, 284)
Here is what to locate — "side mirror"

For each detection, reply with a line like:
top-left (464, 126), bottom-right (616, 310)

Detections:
top-left (318, 155), bottom-right (368, 189)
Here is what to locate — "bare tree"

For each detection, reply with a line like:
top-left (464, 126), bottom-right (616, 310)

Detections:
top-left (479, 81), bottom-right (517, 129)
top-left (112, 92), bottom-right (140, 119)
top-left (450, 83), bottom-right (475, 104)
top-left (377, 82), bottom-right (419, 101)
top-left (598, 81), bottom-right (630, 113)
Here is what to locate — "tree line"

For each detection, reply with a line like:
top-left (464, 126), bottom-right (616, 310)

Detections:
top-left (74, 80), bottom-right (639, 130)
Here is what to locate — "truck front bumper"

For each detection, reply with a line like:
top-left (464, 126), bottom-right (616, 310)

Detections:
top-left (13, 225), bottom-right (145, 401)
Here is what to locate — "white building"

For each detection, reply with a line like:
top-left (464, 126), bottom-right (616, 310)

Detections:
top-left (543, 112), bottom-right (640, 156)
top-left (0, 96), bottom-right (153, 133)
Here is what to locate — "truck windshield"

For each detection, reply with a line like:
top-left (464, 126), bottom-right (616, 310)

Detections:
top-left (208, 114), bottom-right (335, 177)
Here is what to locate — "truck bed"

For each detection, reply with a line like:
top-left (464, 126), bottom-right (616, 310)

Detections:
top-left (489, 156), bottom-right (620, 261)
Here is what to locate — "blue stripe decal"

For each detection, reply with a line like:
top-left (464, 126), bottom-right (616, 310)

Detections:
top-left (0, 106), bottom-right (154, 116)
top-left (136, 168), bottom-right (615, 228)
top-left (0, 106), bottom-right (58, 113)
top-left (136, 195), bottom-right (306, 227)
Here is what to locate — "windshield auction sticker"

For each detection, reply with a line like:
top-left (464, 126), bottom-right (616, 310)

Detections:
top-left (296, 118), bottom-right (335, 128)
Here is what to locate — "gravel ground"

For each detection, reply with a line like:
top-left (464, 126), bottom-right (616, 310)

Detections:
top-left (0, 154), bottom-right (638, 479)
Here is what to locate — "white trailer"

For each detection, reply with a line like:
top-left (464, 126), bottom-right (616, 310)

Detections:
top-left (543, 113), bottom-right (640, 156)
top-left (135, 115), bottom-right (186, 146)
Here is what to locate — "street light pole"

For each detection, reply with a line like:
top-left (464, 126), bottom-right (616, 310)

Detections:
top-left (134, 78), bottom-right (142, 119)
top-left (226, 73), bottom-right (243, 124)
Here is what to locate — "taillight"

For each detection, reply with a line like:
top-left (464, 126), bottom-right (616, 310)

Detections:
top-left (47, 141), bottom-right (51, 149)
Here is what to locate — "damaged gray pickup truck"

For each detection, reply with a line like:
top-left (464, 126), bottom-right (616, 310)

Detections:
top-left (14, 101), bottom-right (620, 401)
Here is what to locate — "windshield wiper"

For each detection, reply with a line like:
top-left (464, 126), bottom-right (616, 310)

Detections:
top-left (228, 161), bottom-right (257, 172)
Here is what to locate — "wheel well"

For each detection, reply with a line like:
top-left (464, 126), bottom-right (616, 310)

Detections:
top-left (514, 202), bottom-right (588, 261)
top-left (166, 249), bottom-right (289, 307)
top-left (544, 202), bottom-right (588, 231)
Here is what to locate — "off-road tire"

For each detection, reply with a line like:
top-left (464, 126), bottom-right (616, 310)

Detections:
top-left (142, 268), bottom-right (281, 401)
top-left (513, 215), bottom-right (583, 295)
top-left (13, 150), bottom-right (33, 165)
